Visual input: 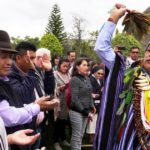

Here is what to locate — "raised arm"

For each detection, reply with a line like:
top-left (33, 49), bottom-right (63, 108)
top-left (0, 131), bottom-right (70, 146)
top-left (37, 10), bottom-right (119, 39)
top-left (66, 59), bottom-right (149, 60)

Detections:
top-left (94, 4), bottom-right (127, 69)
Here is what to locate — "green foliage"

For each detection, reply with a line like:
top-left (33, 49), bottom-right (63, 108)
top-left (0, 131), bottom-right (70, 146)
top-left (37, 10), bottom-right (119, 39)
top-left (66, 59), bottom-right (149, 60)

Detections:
top-left (45, 4), bottom-right (66, 44)
top-left (70, 39), bottom-right (100, 62)
top-left (11, 36), bottom-right (23, 49)
top-left (24, 36), bottom-right (40, 48)
top-left (112, 33), bottom-right (143, 56)
top-left (80, 40), bottom-right (100, 61)
top-left (11, 36), bottom-right (40, 49)
top-left (40, 33), bottom-right (63, 56)
top-left (72, 16), bottom-right (86, 54)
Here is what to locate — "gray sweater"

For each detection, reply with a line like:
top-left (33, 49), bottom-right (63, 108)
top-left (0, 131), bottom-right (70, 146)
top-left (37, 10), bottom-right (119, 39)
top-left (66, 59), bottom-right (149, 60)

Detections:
top-left (70, 74), bottom-right (94, 116)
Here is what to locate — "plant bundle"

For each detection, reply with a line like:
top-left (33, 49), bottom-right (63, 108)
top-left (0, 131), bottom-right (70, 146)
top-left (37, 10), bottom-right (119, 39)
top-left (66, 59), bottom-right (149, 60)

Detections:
top-left (116, 4), bottom-right (150, 40)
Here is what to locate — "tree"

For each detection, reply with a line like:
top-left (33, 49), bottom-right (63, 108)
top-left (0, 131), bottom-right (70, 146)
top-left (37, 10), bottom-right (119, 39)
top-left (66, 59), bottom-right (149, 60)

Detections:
top-left (39, 33), bottom-right (63, 56)
top-left (89, 30), bottom-right (99, 42)
top-left (11, 36), bottom-right (40, 49)
top-left (79, 40), bottom-right (100, 61)
top-left (11, 36), bottom-right (23, 49)
top-left (112, 33), bottom-right (142, 56)
top-left (72, 16), bottom-right (86, 54)
top-left (45, 4), bottom-right (66, 44)
top-left (24, 36), bottom-right (40, 48)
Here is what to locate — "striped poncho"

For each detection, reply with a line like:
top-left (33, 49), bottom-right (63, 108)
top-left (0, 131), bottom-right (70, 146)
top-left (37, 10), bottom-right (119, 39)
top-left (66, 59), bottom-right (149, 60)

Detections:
top-left (93, 21), bottom-right (150, 150)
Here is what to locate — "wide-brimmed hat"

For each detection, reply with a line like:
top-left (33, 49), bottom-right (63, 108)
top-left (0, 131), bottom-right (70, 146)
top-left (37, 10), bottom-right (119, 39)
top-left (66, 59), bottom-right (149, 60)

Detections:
top-left (0, 30), bottom-right (17, 53)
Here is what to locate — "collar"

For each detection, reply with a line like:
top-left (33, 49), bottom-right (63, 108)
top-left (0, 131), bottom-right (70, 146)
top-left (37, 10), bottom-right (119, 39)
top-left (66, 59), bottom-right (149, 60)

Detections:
top-left (0, 76), bottom-right (9, 81)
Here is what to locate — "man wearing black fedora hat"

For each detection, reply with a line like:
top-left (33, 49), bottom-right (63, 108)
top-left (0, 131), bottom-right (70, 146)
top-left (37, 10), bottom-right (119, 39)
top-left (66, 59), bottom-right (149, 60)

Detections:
top-left (0, 30), bottom-right (59, 150)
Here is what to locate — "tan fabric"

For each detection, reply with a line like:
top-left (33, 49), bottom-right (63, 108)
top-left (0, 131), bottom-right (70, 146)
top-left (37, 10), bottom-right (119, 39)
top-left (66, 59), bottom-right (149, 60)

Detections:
top-left (54, 71), bottom-right (70, 120)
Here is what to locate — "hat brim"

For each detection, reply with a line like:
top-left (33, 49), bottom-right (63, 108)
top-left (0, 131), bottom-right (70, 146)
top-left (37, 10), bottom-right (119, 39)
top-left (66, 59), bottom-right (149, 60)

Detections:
top-left (0, 48), bottom-right (17, 53)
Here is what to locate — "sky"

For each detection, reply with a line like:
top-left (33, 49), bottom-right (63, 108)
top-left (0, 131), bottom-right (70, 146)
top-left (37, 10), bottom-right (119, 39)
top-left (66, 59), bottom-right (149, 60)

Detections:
top-left (0, 0), bottom-right (149, 38)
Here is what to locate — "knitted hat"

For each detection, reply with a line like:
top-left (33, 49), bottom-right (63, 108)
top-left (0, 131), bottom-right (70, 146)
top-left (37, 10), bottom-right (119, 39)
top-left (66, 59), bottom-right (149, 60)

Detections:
top-left (0, 30), bottom-right (17, 53)
top-left (92, 66), bottom-right (102, 74)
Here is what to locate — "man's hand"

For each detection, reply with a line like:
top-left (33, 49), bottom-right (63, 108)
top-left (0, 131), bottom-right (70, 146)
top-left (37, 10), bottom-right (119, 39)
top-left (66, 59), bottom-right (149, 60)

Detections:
top-left (35, 96), bottom-right (60, 111)
top-left (40, 54), bottom-right (52, 71)
top-left (109, 4), bottom-right (127, 24)
top-left (134, 73), bottom-right (150, 90)
top-left (7, 129), bottom-right (40, 145)
top-left (25, 51), bottom-right (35, 70)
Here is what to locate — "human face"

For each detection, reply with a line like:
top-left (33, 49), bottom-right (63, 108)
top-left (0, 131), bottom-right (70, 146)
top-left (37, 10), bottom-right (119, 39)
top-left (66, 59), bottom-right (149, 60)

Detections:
top-left (0, 51), bottom-right (13, 77)
top-left (16, 50), bottom-right (36, 73)
top-left (94, 69), bottom-right (104, 80)
top-left (54, 58), bottom-right (59, 65)
top-left (130, 48), bottom-right (140, 61)
top-left (68, 52), bottom-right (76, 63)
top-left (143, 45), bottom-right (150, 72)
top-left (76, 60), bottom-right (88, 76)
top-left (59, 62), bottom-right (70, 74)
top-left (114, 47), bottom-right (122, 54)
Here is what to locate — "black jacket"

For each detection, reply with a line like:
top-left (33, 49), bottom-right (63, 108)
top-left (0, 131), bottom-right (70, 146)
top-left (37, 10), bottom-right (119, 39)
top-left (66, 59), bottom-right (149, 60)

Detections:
top-left (89, 75), bottom-right (103, 113)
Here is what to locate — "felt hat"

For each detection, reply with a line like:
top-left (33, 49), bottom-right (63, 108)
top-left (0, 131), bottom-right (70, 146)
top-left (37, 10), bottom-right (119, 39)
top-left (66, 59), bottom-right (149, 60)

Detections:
top-left (0, 30), bottom-right (17, 53)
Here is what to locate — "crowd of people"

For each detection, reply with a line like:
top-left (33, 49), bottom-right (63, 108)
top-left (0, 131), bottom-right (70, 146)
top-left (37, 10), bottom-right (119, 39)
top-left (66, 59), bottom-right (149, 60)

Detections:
top-left (0, 28), bottom-right (104, 150)
top-left (0, 3), bottom-right (150, 150)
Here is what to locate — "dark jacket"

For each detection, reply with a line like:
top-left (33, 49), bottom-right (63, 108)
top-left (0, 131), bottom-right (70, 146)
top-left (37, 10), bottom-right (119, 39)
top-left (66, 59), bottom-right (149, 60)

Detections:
top-left (35, 66), bottom-right (55, 95)
top-left (8, 64), bottom-right (39, 131)
top-left (8, 63), bottom-right (37, 104)
top-left (0, 79), bottom-right (24, 133)
top-left (70, 74), bottom-right (94, 116)
top-left (89, 75), bottom-right (103, 113)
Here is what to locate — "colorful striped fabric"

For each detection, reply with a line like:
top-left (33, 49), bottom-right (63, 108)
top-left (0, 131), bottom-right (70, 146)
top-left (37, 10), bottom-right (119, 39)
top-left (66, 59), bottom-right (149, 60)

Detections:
top-left (93, 21), bottom-right (146, 150)
top-left (93, 54), bottom-right (126, 150)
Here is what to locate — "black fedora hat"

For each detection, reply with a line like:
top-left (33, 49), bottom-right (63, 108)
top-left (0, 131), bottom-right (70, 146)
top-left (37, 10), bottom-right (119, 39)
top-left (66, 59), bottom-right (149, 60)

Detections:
top-left (0, 30), bottom-right (17, 53)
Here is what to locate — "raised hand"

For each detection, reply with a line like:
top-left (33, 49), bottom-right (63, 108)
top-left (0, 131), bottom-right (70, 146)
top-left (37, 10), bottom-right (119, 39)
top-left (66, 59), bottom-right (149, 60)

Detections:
top-left (40, 53), bottom-right (52, 71)
top-left (26, 50), bottom-right (35, 70)
top-left (109, 4), bottom-right (127, 24)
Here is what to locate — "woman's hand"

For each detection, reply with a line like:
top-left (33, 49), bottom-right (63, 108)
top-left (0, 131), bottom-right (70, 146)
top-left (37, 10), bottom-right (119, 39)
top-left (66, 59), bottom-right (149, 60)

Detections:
top-left (59, 85), bottom-right (66, 92)
top-left (92, 107), bottom-right (96, 114)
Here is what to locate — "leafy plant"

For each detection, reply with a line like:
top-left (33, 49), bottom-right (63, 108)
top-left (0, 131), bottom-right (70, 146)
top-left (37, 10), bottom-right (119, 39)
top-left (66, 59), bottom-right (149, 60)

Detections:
top-left (40, 33), bottom-right (63, 56)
